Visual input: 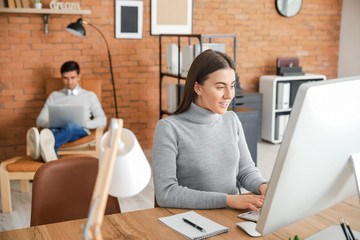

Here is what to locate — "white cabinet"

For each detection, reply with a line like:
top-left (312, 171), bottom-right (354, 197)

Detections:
top-left (259, 74), bottom-right (326, 143)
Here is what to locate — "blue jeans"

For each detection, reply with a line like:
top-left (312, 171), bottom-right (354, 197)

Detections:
top-left (50, 122), bottom-right (88, 154)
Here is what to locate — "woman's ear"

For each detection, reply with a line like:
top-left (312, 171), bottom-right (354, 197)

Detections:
top-left (194, 82), bottom-right (202, 95)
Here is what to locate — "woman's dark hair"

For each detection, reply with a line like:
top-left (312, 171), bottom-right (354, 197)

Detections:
top-left (173, 49), bottom-right (236, 115)
top-left (60, 61), bottom-right (80, 74)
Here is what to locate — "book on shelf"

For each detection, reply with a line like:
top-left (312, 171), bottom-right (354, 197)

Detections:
top-left (277, 82), bottom-right (290, 109)
top-left (21, 0), bottom-right (30, 8)
top-left (7, 0), bottom-right (15, 8)
top-left (166, 44), bottom-right (182, 75)
top-left (159, 210), bottom-right (228, 240)
top-left (14, 0), bottom-right (22, 7)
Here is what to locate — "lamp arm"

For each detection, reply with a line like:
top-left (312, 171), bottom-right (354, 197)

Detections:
top-left (83, 197), bottom-right (99, 240)
top-left (84, 119), bottom-right (123, 240)
top-left (85, 22), bottom-right (119, 118)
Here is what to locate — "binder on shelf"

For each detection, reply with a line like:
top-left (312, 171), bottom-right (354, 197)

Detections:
top-left (275, 114), bottom-right (289, 141)
top-left (276, 82), bottom-right (290, 109)
top-left (166, 44), bottom-right (182, 75)
top-left (159, 211), bottom-right (228, 240)
top-left (166, 83), bottom-right (185, 113)
top-left (194, 43), bottom-right (226, 58)
top-left (181, 45), bottom-right (194, 78)
top-left (180, 43), bottom-right (225, 78)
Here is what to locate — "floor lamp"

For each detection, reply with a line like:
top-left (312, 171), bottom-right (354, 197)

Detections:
top-left (66, 18), bottom-right (119, 118)
top-left (84, 118), bottom-right (151, 239)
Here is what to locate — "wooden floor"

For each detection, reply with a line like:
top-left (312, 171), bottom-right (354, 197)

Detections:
top-left (0, 141), bottom-right (280, 232)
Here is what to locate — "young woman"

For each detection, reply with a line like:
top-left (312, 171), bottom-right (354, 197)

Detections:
top-left (153, 49), bottom-right (267, 211)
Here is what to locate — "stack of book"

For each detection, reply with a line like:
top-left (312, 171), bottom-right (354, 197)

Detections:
top-left (276, 57), bottom-right (304, 76)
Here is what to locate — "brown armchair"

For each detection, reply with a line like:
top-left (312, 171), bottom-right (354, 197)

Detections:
top-left (45, 78), bottom-right (105, 158)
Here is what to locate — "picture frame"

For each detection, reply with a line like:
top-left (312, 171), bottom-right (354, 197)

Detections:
top-left (115, 0), bottom-right (143, 39)
top-left (151, 0), bottom-right (193, 35)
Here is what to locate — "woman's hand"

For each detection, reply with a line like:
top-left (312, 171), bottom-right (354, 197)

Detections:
top-left (259, 183), bottom-right (268, 196)
top-left (226, 194), bottom-right (264, 211)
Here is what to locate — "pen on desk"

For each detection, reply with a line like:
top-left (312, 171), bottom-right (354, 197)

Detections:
top-left (345, 219), bottom-right (356, 240)
top-left (182, 218), bottom-right (206, 233)
top-left (340, 218), bottom-right (351, 240)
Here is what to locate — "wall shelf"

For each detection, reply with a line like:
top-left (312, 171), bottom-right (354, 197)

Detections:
top-left (0, 8), bottom-right (91, 14)
top-left (0, 8), bottom-right (91, 34)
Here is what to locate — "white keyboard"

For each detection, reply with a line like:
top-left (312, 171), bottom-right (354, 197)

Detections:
top-left (237, 209), bottom-right (261, 222)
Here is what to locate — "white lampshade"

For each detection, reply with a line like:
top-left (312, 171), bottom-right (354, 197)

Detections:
top-left (99, 128), bottom-right (151, 198)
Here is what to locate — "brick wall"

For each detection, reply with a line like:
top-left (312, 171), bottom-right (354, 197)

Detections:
top-left (0, 0), bottom-right (342, 161)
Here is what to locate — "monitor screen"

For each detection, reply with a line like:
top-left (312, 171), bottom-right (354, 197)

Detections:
top-left (256, 76), bottom-right (360, 235)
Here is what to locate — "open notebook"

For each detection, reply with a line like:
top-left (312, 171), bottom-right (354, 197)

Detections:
top-left (159, 211), bottom-right (228, 240)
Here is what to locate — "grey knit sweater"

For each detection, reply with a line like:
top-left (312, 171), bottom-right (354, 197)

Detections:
top-left (153, 102), bottom-right (267, 209)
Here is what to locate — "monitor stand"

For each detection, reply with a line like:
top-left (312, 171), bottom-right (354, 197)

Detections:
top-left (306, 153), bottom-right (360, 240)
top-left (351, 153), bottom-right (360, 204)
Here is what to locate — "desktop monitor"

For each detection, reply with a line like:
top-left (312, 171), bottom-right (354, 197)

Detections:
top-left (256, 76), bottom-right (360, 235)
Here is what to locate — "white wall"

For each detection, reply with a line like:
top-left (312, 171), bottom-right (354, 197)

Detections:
top-left (338, 0), bottom-right (360, 77)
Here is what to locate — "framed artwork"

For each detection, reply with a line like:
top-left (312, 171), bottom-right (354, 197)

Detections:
top-left (115, 0), bottom-right (143, 39)
top-left (151, 0), bottom-right (192, 35)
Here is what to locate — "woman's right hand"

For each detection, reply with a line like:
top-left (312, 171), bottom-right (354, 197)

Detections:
top-left (226, 194), bottom-right (264, 211)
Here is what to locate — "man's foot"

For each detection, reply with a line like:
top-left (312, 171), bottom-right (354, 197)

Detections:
top-left (40, 129), bottom-right (58, 162)
top-left (28, 127), bottom-right (40, 160)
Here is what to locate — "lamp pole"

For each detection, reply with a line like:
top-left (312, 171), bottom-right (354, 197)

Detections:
top-left (67, 19), bottom-right (119, 118)
top-left (87, 23), bottom-right (119, 118)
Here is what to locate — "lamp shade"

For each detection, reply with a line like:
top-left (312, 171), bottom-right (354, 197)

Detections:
top-left (99, 129), bottom-right (151, 198)
top-left (66, 18), bottom-right (86, 37)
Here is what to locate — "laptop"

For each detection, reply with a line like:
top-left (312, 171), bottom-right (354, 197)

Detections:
top-left (48, 104), bottom-right (85, 128)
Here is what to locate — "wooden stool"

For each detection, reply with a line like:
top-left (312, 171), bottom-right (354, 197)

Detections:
top-left (0, 156), bottom-right (43, 213)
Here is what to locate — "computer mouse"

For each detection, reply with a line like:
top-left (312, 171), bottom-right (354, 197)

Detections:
top-left (237, 221), bottom-right (262, 237)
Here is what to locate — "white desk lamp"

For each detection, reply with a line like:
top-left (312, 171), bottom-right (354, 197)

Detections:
top-left (83, 118), bottom-right (151, 240)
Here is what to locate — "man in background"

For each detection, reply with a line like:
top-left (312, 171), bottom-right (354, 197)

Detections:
top-left (29, 61), bottom-right (107, 162)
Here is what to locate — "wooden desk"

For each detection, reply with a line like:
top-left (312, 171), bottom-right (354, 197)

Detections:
top-left (1, 197), bottom-right (359, 240)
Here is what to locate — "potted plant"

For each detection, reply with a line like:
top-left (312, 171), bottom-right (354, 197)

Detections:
top-left (34, 0), bottom-right (42, 9)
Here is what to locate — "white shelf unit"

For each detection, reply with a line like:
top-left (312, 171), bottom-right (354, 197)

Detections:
top-left (259, 74), bottom-right (326, 144)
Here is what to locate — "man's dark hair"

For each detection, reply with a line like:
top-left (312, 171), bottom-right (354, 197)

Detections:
top-left (60, 61), bottom-right (80, 74)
